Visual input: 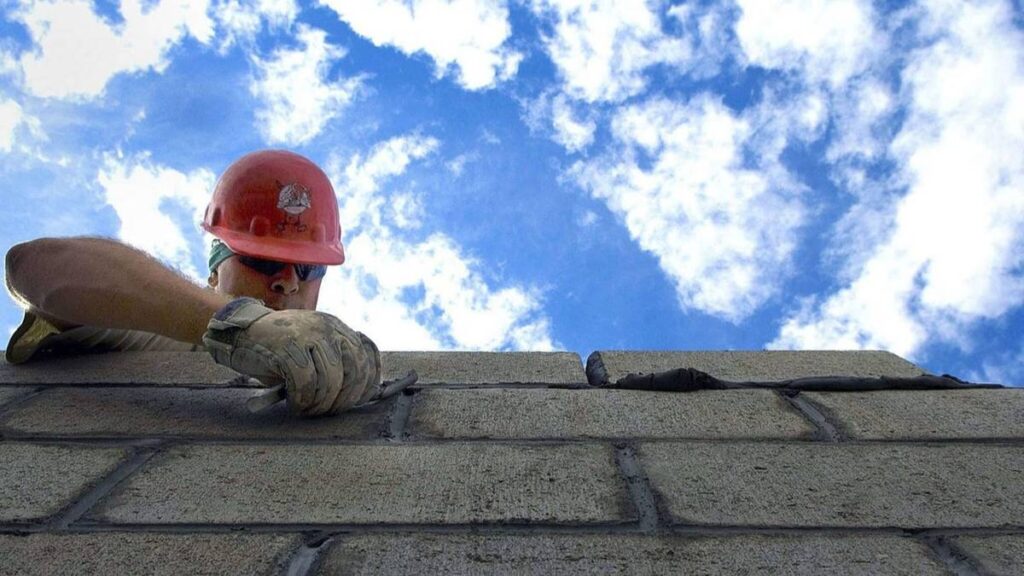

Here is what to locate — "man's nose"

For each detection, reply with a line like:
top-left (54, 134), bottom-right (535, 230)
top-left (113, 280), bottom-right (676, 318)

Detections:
top-left (270, 265), bottom-right (300, 294)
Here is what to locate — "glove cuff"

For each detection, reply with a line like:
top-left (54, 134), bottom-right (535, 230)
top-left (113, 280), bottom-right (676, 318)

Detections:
top-left (202, 297), bottom-right (273, 363)
top-left (207, 297), bottom-right (273, 331)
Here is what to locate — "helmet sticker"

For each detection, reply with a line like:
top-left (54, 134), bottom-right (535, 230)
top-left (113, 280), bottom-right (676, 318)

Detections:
top-left (277, 182), bottom-right (311, 232)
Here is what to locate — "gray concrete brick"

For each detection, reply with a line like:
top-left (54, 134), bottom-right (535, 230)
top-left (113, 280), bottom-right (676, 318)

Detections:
top-left (805, 390), bottom-right (1024, 439)
top-left (953, 535), bottom-right (1024, 576)
top-left (587, 351), bottom-right (926, 386)
top-left (0, 443), bottom-right (128, 522)
top-left (641, 442), bottom-right (1024, 528)
top-left (318, 533), bottom-right (945, 575)
top-left (0, 533), bottom-right (299, 576)
top-left (409, 388), bottom-right (814, 439)
top-left (1, 387), bottom-right (393, 439)
top-left (0, 352), bottom-right (249, 387)
top-left (92, 443), bottom-right (630, 524)
top-left (381, 351), bottom-right (585, 386)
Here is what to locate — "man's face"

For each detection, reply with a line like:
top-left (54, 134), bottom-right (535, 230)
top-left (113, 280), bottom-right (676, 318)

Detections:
top-left (211, 256), bottom-right (322, 311)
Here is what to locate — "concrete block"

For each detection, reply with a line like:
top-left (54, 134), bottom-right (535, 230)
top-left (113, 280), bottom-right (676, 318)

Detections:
top-left (587, 351), bottom-right (926, 386)
top-left (318, 533), bottom-right (945, 575)
top-left (91, 443), bottom-right (630, 525)
top-left (641, 442), bottom-right (1024, 528)
top-left (0, 443), bottom-right (128, 522)
top-left (0, 352), bottom-right (249, 387)
top-left (381, 351), bottom-right (585, 386)
top-left (409, 388), bottom-right (814, 439)
top-left (953, 535), bottom-right (1024, 576)
top-left (804, 390), bottom-right (1024, 439)
top-left (0, 533), bottom-right (299, 576)
top-left (1, 387), bottom-right (394, 440)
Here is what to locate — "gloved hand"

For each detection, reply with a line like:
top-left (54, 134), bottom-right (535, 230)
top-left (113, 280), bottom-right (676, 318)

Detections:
top-left (202, 297), bottom-right (383, 416)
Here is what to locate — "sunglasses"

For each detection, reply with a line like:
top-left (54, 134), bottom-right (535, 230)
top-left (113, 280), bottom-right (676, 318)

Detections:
top-left (237, 255), bottom-right (328, 281)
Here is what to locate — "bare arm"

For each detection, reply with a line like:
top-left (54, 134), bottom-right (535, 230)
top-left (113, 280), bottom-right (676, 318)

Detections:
top-left (5, 237), bottom-right (229, 345)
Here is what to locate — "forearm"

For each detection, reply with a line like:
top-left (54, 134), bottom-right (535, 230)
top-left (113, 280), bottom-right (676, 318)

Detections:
top-left (5, 237), bottom-right (228, 345)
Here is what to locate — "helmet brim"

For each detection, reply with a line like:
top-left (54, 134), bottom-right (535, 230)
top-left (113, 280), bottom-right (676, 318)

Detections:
top-left (208, 226), bottom-right (345, 265)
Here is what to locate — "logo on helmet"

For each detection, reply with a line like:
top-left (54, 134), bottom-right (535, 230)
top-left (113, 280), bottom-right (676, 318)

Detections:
top-left (277, 182), bottom-right (311, 232)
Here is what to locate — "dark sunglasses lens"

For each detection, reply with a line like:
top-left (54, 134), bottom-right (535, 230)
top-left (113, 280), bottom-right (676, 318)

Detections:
top-left (295, 264), bottom-right (327, 281)
top-left (238, 256), bottom-right (286, 276)
top-left (239, 256), bottom-right (326, 282)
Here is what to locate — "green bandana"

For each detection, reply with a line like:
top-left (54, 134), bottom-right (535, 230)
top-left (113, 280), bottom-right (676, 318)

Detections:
top-left (209, 239), bottom-right (235, 274)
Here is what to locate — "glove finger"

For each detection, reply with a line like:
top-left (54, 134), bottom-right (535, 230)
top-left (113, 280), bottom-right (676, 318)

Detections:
top-left (281, 341), bottom-right (316, 413)
top-left (331, 338), bottom-right (367, 413)
top-left (354, 334), bottom-right (384, 405)
top-left (310, 344), bottom-right (342, 416)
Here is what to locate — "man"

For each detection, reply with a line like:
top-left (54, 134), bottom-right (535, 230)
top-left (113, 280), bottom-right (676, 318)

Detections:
top-left (4, 150), bottom-right (394, 416)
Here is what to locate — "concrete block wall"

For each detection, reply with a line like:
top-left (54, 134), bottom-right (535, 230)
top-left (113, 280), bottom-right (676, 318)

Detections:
top-left (0, 350), bottom-right (1022, 575)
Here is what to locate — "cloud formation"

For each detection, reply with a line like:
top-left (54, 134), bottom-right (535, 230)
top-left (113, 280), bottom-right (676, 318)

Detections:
top-left (320, 0), bottom-right (521, 90)
top-left (213, 0), bottom-right (298, 51)
top-left (98, 155), bottom-right (215, 280)
top-left (572, 95), bottom-right (805, 320)
top-left (319, 135), bottom-right (556, 350)
top-left (735, 0), bottom-right (882, 88)
top-left (0, 97), bottom-right (43, 152)
top-left (772, 0), bottom-right (1024, 357)
top-left (13, 0), bottom-right (213, 99)
top-left (249, 25), bottom-right (362, 145)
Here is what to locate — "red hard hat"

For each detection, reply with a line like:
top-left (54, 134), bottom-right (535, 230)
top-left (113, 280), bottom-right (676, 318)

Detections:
top-left (202, 150), bottom-right (344, 265)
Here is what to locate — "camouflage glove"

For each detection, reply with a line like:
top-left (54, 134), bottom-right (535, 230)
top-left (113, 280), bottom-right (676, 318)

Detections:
top-left (202, 297), bottom-right (383, 416)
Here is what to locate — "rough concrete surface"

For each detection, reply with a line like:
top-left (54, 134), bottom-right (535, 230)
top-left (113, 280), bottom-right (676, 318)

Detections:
top-left (588, 351), bottom-right (926, 386)
top-left (952, 535), bottom-right (1024, 576)
top-left (805, 390), bottom-right (1024, 439)
top-left (318, 532), bottom-right (946, 575)
top-left (92, 443), bottom-right (631, 525)
top-left (0, 386), bottom-right (34, 409)
top-left (409, 388), bottom-right (814, 439)
top-left (381, 351), bottom-right (585, 386)
top-left (0, 443), bottom-right (128, 522)
top-left (0, 532), bottom-right (299, 576)
top-left (1, 387), bottom-right (394, 439)
top-left (640, 442), bottom-right (1024, 528)
top-left (0, 352), bottom-right (248, 386)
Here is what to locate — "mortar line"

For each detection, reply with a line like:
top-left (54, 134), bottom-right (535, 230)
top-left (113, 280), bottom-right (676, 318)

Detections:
top-left (280, 532), bottom-right (334, 576)
top-left (918, 534), bottom-right (988, 576)
top-left (613, 443), bottom-right (660, 532)
top-left (0, 386), bottom-right (46, 421)
top-left (49, 442), bottom-right (167, 530)
top-left (385, 392), bottom-right (415, 441)
top-left (779, 391), bottom-right (846, 442)
top-left (6, 435), bottom-right (1024, 447)
top-left (4, 522), bottom-right (1022, 537)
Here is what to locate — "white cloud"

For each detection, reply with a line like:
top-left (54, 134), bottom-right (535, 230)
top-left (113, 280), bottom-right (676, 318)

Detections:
top-left (530, 0), bottom-right (695, 103)
top-left (13, 0), bottom-right (213, 99)
top-left (0, 97), bottom-right (44, 152)
top-left (320, 135), bottom-right (557, 350)
top-left (98, 154), bottom-right (216, 280)
top-left (249, 25), bottom-right (362, 145)
top-left (572, 95), bottom-right (805, 320)
top-left (446, 153), bottom-right (474, 176)
top-left (520, 91), bottom-right (595, 153)
top-left (551, 93), bottom-right (596, 152)
top-left (772, 0), bottom-right (1024, 357)
top-left (213, 0), bottom-right (298, 51)
top-left (735, 0), bottom-right (882, 88)
top-left (320, 0), bottom-right (521, 90)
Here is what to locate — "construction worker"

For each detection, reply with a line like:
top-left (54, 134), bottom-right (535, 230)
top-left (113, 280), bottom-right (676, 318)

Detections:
top-left (4, 150), bottom-right (397, 416)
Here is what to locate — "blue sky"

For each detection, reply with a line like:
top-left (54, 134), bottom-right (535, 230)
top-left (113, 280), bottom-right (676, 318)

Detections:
top-left (1, 0), bottom-right (1022, 385)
